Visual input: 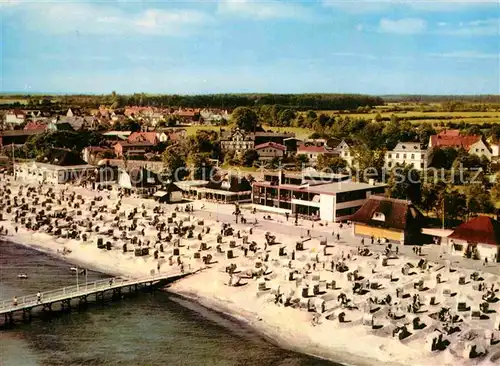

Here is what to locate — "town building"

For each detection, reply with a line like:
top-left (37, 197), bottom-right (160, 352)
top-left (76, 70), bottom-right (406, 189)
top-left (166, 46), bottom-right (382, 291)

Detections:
top-left (153, 182), bottom-right (185, 203)
top-left (385, 142), bottom-right (429, 170)
top-left (296, 142), bottom-right (339, 165)
top-left (336, 139), bottom-right (358, 168)
top-left (114, 141), bottom-right (155, 158)
top-left (254, 142), bottom-right (286, 161)
top-left (254, 131), bottom-right (295, 146)
top-left (82, 146), bottom-right (114, 164)
top-left (447, 216), bottom-right (500, 262)
top-left (47, 122), bottom-right (74, 132)
top-left (468, 139), bottom-right (493, 160)
top-left (349, 196), bottom-right (427, 245)
top-left (429, 130), bottom-right (494, 161)
top-left (5, 110), bottom-right (26, 125)
top-left (251, 171), bottom-right (386, 222)
top-left (220, 128), bottom-right (295, 154)
top-left (0, 129), bottom-right (45, 148)
top-left (220, 128), bottom-right (255, 153)
top-left (127, 132), bottom-right (161, 145)
top-left (117, 167), bottom-right (161, 196)
top-left (13, 149), bottom-right (96, 185)
top-left (102, 131), bottom-right (132, 142)
top-left (24, 121), bottom-right (48, 131)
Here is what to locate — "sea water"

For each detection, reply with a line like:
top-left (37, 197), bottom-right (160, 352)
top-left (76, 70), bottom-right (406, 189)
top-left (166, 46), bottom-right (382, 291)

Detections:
top-left (0, 241), bottom-right (338, 366)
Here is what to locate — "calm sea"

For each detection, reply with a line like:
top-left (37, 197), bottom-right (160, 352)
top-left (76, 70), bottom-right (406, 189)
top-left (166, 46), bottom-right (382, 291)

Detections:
top-left (0, 241), bottom-right (338, 366)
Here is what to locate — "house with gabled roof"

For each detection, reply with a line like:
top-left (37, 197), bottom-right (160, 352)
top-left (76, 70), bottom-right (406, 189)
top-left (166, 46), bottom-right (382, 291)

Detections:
top-left (448, 216), bottom-right (500, 262)
top-left (254, 142), bottom-right (286, 161)
top-left (350, 196), bottom-right (427, 245)
top-left (429, 130), bottom-right (493, 161)
top-left (385, 142), bottom-right (429, 170)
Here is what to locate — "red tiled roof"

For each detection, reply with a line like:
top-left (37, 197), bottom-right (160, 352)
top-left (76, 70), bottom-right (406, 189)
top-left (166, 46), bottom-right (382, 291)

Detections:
top-left (115, 141), bottom-right (154, 147)
top-left (254, 142), bottom-right (286, 151)
top-left (127, 132), bottom-right (158, 144)
top-left (297, 145), bottom-right (326, 153)
top-left (449, 216), bottom-right (500, 246)
top-left (438, 129), bottom-right (460, 137)
top-left (24, 121), bottom-right (47, 130)
top-left (429, 134), bottom-right (480, 149)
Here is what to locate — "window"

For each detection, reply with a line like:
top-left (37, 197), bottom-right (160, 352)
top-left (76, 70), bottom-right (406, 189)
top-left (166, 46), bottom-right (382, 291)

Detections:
top-left (388, 154), bottom-right (391, 158)
top-left (372, 212), bottom-right (385, 222)
top-left (421, 163), bottom-right (424, 169)
top-left (396, 153), bottom-right (399, 158)
top-left (421, 154), bottom-right (425, 159)
top-left (388, 162), bottom-right (392, 168)
top-left (411, 154), bottom-right (414, 159)
top-left (403, 154), bottom-right (406, 159)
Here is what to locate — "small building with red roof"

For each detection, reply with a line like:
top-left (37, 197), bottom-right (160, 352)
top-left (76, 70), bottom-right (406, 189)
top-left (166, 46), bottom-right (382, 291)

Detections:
top-left (127, 132), bottom-right (159, 145)
top-left (448, 216), bottom-right (500, 262)
top-left (24, 121), bottom-right (48, 131)
top-left (254, 142), bottom-right (286, 161)
top-left (296, 143), bottom-right (339, 165)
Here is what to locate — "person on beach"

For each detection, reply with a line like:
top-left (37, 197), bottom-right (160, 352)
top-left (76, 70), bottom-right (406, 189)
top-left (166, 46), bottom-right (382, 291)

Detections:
top-left (13, 296), bottom-right (18, 306)
top-left (37, 291), bottom-right (42, 303)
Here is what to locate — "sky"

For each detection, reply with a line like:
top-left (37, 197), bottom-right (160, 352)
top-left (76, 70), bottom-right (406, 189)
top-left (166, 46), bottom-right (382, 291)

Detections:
top-left (1, 0), bottom-right (499, 95)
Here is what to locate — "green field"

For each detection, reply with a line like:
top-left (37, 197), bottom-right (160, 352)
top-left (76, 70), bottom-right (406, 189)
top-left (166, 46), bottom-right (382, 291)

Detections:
top-left (312, 110), bottom-right (500, 125)
top-left (0, 98), bottom-right (28, 105)
top-left (184, 125), bottom-right (313, 139)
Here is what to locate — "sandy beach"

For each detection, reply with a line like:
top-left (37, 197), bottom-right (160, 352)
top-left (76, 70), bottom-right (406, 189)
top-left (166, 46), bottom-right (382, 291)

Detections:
top-left (2, 175), bottom-right (500, 366)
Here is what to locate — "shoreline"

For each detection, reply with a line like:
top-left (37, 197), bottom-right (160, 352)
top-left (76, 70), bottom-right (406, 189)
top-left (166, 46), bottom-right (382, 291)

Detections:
top-left (1, 178), bottom-right (496, 366)
top-left (2, 236), bottom-right (348, 365)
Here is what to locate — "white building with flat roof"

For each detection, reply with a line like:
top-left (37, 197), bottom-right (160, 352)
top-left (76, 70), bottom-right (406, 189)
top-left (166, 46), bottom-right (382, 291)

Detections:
top-left (385, 142), bottom-right (429, 170)
top-left (14, 162), bottom-right (96, 185)
top-left (252, 171), bottom-right (387, 222)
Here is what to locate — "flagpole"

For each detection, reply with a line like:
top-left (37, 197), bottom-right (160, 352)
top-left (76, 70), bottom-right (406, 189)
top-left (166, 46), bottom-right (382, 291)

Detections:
top-left (442, 196), bottom-right (445, 230)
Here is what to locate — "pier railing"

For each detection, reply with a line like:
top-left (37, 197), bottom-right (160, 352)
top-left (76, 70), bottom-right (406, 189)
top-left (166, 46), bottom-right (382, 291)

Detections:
top-left (0, 274), bottom-right (177, 314)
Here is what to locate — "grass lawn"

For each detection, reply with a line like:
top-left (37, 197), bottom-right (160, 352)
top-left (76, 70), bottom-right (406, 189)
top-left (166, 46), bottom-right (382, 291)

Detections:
top-left (263, 125), bottom-right (312, 139)
top-left (183, 125), bottom-right (313, 139)
top-left (220, 164), bottom-right (259, 172)
top-left (184, 125), bottom-right (223, 136)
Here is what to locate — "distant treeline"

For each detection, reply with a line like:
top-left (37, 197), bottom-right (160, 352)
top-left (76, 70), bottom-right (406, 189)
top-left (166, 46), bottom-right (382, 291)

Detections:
top-left (1, 93), bottom-right (384, 111)
top-left (382, 95), bottom-right (500, 103)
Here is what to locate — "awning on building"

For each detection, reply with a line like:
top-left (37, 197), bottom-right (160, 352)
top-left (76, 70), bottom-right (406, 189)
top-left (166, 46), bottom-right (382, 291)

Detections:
top-left (153, 190), bottom-right (169, 198)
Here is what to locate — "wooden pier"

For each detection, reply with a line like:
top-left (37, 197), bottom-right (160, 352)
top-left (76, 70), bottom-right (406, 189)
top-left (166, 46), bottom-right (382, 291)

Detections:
top-left (0, 273), bottom-right (186, 325)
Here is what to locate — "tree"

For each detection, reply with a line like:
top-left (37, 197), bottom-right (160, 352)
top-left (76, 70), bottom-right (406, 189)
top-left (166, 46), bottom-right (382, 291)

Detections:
top-left (420, 183), bottom-right (441, 214)
top-left (242, 149), bottom-right (259, 167)
top-left (162, 148), bottom-right (188, 181)
top-left (465, 184), bottom-right (494, 217)
top-left (357, 122), bottom-right (384, 150)
top-left (388, 164), bottom-right (421, 203)
top-left (428, 147), bottom-right (459, 169)
top-left (444, 191), bottom-right (467, 222)
top-left (278, 109), bottom-right (295, 126)
top-left (295, 154), bottom-right (309, 170)
top-left (231, 107), bottom-right (259, 132)
top-left (417, 123), bottom-right (436, 148)
top-left (316, 154), bottom-right (347, 172)
top-left (189, 153), bottom-right (215, 180)
top-left (351, 146), bottom-right (386, 181)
